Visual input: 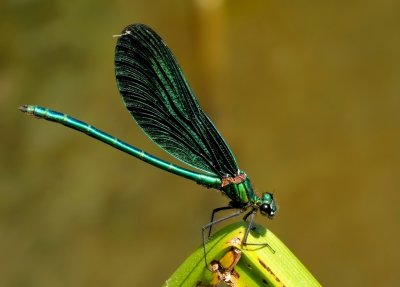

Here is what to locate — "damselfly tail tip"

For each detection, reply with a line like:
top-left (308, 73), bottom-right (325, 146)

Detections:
top-left (18, 105), bottom-right (29, 113)
top-left (18, 105), bottom-right (34, 115)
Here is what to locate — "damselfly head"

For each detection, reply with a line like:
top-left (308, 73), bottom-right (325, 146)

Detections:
top-left (259, 192), bottom-right (277, 219)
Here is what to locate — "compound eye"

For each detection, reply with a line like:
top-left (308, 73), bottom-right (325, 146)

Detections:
top-left (260, 203), bottom-right (276, 218)
top-left (260, 204), bottom-right (271, 215)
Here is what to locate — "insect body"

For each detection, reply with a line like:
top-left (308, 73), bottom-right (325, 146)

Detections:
top-left (20, 23), bottom-right (277, 268)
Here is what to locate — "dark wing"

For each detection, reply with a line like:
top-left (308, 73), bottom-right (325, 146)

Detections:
top-left (114, 24), bottom-right (238, 177)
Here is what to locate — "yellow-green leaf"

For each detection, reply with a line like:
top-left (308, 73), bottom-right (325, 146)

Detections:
top-left (164, 221), bottom-right (321, 287)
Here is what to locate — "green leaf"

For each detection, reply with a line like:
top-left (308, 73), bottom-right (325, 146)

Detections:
top-left (164, 221), bottom-right (321, 287)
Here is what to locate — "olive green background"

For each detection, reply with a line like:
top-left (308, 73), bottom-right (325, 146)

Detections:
top-left (1, 1), bottom-right (399, 286)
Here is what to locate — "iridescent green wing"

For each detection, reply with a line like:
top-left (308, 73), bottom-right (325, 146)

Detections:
top-left (115, 24), bottom-right (238, 177)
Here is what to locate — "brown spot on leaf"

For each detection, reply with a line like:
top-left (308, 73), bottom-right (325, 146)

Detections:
top-left (258, 258), bottom-right (268, 270)
top-left (258, 258), bottom-right (285, 286)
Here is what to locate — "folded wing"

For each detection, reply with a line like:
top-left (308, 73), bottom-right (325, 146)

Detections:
top-left (115, 24), bottom-right (239, 177)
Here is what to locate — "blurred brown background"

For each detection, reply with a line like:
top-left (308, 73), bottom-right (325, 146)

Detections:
top-left (1, 0), bottom-right (399, 286)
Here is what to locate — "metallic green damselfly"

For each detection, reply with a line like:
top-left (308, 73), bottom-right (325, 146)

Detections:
top-left (20, 24), bottom-right (277, 268)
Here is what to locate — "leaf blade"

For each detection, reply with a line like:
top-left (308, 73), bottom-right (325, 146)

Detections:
top-left (164, 222), bottom-right (321, 287)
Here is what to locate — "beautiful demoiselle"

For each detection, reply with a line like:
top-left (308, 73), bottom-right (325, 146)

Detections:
top-left (19, 24), bottom-right (277, 267)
